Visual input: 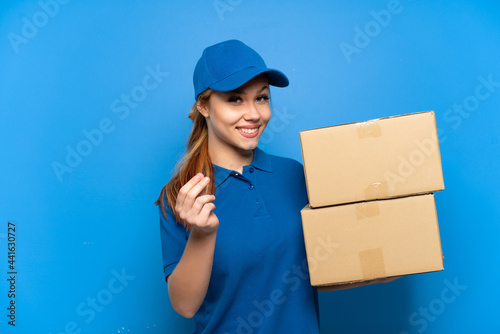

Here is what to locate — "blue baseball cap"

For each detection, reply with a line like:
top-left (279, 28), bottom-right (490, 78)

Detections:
top-left (193, 39), bottom-right (289, 100)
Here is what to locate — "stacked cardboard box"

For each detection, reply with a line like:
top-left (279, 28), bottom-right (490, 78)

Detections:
top-left (299, 111), bottom-right (445, 287)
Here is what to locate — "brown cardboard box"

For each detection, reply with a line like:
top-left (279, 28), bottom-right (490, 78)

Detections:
top-left (299, 111), bottom-right (445, 208)
top-left (301, 194), bottom-right (443, 286)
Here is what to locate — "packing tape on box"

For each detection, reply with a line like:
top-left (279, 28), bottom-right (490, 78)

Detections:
top-left (355, 201), bottom-right (380, 220)
top-left (356, 119), bottom-right (382, 138)
top-left (359, 248), bottom-right (387, 279)
top-left (364, 181), bottom-right (389, 198)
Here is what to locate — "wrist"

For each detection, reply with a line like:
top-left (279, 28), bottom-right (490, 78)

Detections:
top-left (190, 225), bottom-right (218, 240)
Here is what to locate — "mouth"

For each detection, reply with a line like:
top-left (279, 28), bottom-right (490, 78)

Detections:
top-left (237, 126), bottom-right (260, 138)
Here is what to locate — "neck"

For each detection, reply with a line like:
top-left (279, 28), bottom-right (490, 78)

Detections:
top-left (209, 144), bottom-right (254, 174)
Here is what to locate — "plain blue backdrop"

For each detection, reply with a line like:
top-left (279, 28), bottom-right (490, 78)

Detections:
top-left (1, 0), bottom-right (499, 333)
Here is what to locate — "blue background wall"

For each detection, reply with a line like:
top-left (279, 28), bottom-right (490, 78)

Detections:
top-left (1, 0), bottom-right (499, 333)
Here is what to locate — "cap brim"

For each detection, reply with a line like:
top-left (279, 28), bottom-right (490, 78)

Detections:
top-left (209, 67), bottom-right (289, 92)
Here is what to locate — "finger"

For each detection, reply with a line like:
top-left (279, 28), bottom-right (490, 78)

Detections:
top-left (176, 173), bottom-right (204, 212)
top-left (198, 202), bottom-right (216, 225)
top-left (182, 176), bottom-right (211, 212)
top-left (189, 194), bottom-right (216, 217)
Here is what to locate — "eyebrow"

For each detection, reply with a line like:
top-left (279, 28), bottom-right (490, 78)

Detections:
top-left (229, 85), bottom-right (269, 95)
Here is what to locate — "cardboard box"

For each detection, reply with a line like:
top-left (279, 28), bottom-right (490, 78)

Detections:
top-left (299, 111), bottom-right (445, 208)
top-left (301, 194), bottom-right (443, 286)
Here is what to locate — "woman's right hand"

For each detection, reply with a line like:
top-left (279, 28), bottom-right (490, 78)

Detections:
top-left (175, 173), bottom-right (219, 235)
top-left (168, 173), bottom-right (219, 318)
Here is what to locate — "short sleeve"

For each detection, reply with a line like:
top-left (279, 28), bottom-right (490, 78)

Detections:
top-left (159, 204), bottom-right (189, 281)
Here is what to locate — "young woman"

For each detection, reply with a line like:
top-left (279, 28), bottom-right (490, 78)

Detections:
top-left (157, 39), bottom-right (395, 333)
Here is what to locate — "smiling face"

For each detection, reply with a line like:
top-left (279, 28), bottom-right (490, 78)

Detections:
top-left (198, 75), bottom-right (271, 165)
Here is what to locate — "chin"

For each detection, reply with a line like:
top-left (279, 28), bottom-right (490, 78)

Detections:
top-left (237, 140), bottom-right (259, 152)
top-left (239, 144), bottom-right (258, 152)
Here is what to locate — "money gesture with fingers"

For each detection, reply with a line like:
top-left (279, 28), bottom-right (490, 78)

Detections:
top-left (175, 173), bottom-right (219, 235)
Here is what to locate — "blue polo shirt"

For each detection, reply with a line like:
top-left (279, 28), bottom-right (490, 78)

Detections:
top-left (160, 147), bottom-right (319, 334)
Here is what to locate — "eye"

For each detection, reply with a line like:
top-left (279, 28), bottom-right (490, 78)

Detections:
top-left (256, 95), bottom-right (270, 103)
top-left (228, 96), bottom-right (242, 103)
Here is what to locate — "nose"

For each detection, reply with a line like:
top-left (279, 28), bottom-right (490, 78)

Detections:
top-left (243, 102), bottom-right (261, 122)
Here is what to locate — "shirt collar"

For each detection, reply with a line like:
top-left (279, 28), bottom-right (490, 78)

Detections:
top-left (249, 147), bottom-right (272, 172)
top-left (213, 147), bottom-right (273, 188)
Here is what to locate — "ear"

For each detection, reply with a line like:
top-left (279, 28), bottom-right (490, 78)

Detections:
top-left (197, 101), bottom-right (210, 118)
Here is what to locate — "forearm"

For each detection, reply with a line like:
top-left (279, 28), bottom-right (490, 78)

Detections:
top-left (168, 228), bottom-right (217, 318)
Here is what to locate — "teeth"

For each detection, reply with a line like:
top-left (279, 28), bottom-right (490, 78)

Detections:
top-left (239, 128), bottom-right (258, 134)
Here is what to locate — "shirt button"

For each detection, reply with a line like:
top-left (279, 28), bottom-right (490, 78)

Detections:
top-left (249, 185), bottom-right (254, 190)
top-left (249, 167), bottom-right (254, 173)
